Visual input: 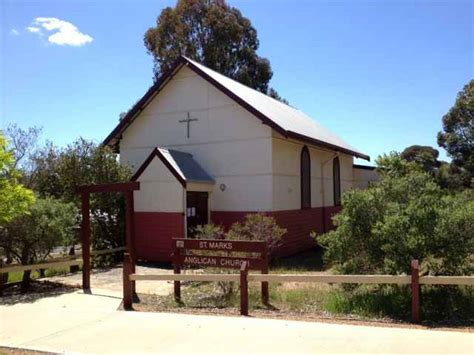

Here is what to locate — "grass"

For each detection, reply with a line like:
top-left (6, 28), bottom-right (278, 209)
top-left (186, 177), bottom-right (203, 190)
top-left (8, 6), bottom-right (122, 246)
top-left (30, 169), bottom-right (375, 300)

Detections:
top-left (135, 246), bottom-right (473, 326)
top-left (142, 281), bottom-right (473, 326)
top-left (4, 266), bottom-right (75, 284)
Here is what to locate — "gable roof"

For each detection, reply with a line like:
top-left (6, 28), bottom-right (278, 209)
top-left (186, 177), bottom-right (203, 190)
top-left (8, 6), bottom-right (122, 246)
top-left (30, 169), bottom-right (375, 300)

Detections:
top-left (104, 56), bottom-right (370, 161)
top-left (131, 147), bottom-right (214, 187)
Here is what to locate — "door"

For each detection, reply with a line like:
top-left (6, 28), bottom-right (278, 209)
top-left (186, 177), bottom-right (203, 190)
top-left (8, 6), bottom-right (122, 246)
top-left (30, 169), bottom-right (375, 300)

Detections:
top-left (186, 191), bottom-right (209, 237)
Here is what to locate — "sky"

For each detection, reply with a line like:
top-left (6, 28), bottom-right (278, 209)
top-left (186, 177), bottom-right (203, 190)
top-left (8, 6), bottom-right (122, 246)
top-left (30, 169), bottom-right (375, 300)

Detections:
top-left (1, 0), bottom-right (473, 165)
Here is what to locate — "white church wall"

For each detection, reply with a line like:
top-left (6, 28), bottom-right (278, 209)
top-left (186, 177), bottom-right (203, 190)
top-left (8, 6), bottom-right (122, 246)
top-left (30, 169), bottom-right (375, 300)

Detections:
top-left (120, 65), bottom-right (273, 212)
top-left (134, 157), bottom-right (184, 213)
top-left (271, 136), bottom-right (354, 211)
top-left (353, 167), bottom-right (379, 189)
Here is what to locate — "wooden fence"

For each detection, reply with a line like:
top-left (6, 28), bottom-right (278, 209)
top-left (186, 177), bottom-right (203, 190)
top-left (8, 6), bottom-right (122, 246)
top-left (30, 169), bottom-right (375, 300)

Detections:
top-left (123, 254), bottom-right (474, 323)
top-left (0, 247), bottom-right (126, 279)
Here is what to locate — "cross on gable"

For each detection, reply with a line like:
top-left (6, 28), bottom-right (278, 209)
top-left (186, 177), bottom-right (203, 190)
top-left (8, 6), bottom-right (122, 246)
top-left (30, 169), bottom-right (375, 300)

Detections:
top-left (179, 112), bottom-right (199, 138)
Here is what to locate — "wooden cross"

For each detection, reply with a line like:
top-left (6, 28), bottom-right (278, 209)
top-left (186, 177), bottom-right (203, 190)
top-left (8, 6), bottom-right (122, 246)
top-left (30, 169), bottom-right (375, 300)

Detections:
top-left (179, 112), bottom-right (199, 138)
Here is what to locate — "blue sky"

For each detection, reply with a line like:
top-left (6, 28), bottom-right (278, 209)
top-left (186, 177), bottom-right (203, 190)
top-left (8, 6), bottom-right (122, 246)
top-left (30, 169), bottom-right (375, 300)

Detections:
top-left (1, 0), bottom-right (472, 165)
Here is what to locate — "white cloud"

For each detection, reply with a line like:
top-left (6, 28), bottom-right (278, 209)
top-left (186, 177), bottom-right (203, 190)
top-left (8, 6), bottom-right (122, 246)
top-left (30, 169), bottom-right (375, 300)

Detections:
top-left (10, 29), bottom-right (20, 35)
top-left (27, 17), bottom-right (93, 47)
top-left (27, 26), bottom-right (41, 33)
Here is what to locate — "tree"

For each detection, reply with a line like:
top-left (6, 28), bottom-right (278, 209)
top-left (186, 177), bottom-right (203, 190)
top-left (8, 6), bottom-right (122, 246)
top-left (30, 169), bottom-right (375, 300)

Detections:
top-left (0, 132), bottom-right (35, 226)
top-left (401, 145), bottom-right (440, 173)
top-left (0, 197), bottom-right (77, 291)
top-left (317, 153), bottom-right (473, 276)
top-left (144, 0), bottom-right (286, 101)
top-left (30, 138), bottom-right (132, 253)
top-left (4, 124), bottom-right (42, 172)
top-left (437, 80), bottom-right (474, 181)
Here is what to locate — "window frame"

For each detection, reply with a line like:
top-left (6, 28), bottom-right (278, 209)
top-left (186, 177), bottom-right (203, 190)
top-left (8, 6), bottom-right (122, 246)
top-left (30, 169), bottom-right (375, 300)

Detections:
top-left (300, 146), bottom-right (311, 209)
top-left (333, 156), bottom-right (341, 206)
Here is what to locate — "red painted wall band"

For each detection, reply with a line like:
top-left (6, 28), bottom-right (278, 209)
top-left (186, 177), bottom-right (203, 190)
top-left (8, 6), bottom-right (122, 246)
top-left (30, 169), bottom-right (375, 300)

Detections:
top-left (134, 207), bottom-right (342, 262)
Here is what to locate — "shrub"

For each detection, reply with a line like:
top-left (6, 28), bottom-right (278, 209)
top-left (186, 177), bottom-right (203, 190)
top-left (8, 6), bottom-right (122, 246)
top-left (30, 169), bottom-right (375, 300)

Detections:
top-left (193, 224), bottom-right (225, 239)
top-left (227, 213), bottom-right (286, 256)
top-left (192, 214), bottom-right (286, 299)
top-left (0, 197), bottom-right (77, 291)
top-left (317, 153), bottom-right (474, 276)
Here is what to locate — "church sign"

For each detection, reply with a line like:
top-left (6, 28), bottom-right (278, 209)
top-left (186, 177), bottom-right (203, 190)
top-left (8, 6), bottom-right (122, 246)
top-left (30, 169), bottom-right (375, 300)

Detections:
top-left (172, 238), bottom-right (269, 304)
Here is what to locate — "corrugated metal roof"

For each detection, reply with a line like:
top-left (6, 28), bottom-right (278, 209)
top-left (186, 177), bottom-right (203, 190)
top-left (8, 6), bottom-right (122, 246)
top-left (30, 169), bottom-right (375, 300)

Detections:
top-left (159, 148), bottom-right (214, 184)
top-left (184, 57), bottom-right (368, 159)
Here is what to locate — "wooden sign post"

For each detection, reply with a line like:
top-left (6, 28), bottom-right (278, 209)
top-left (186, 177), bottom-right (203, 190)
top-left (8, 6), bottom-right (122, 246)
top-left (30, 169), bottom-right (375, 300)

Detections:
top-left (172, 238), bottom-right (269, 309)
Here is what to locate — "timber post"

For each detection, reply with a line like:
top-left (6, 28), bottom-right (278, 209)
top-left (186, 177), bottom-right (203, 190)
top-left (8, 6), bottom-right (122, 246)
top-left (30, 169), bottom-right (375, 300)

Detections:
top-left (411, 259), bottom-right (420, 323)
top-left (240, 261), bottom-right (249, 316)
top-left (173, 261), bottom-right (181, 302)
top-left (125, 190), bottom-right (136, 296)
top-left (123, 252), bottom-right (133, 310)
top-left (81, 192), bottom-right (91, 291)
top-left (261, 246), bottom-right (269, 306)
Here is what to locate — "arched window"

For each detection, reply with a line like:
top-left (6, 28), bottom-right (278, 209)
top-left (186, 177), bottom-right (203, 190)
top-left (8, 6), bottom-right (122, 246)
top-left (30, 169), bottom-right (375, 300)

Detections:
top-left (301, 146), bottom-right (311, 209)
top-left (333, 156), bottom-right (341, 206)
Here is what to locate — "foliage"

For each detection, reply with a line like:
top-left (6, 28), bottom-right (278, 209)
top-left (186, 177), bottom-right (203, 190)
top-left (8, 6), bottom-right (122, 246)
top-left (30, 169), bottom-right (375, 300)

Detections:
top-left (437, 79), bottom-right (473, 185)
top-left (193, 223), bottom-right (225, 239)
top-left (317, 153), bottom-right (474, 276)
top-left (401, 145), bottom-right (440, 173)
top-left (4, 124), bottom-right (42, 175)
top-left (192, 214), bottom-right (286, 298)
top-left (0, 197), bottom-right (77, 291)
top-left (226, 214), bottom-right (286, 256)
top-left (325, 284), bottom-right (473, 324)
top-left (398, 144), bottom-right (470, 190)
top-left (144, 0), bottom-right (286, 102)
top-left (0, 132), bottom-right (35, 226)
top-left (29, 138), bottom-right (132, 252)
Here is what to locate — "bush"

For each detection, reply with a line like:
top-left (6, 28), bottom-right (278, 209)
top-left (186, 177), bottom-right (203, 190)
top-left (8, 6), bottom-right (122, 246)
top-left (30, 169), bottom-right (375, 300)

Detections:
top-left (30, 138), bottom-right (131, 257)
top-left (192, 214), bottom-right (286, 299)
top-left (317, 153), bottom-right (474, 276)
top-left (0, 197), bottom-right (77, 291)
top-left (227, 213), bottom-right (286, 256)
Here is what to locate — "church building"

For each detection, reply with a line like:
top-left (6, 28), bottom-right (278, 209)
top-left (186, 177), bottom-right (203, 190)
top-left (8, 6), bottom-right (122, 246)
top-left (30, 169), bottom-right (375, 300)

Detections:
top-left (103, 56), bottom-right (377, 261)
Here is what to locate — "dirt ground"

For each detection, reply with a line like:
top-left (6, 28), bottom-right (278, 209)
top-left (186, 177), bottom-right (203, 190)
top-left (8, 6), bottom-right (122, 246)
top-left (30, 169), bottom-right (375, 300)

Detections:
top-left (0, 346), bottom-right (56, 355)
top-left (44, 264), bottom-right (178, 296)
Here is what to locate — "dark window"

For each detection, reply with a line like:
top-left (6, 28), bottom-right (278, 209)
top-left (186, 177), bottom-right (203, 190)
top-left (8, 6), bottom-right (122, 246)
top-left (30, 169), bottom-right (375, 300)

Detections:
top-left (301, 146), bottom-right (311, 209)
top-left (333, 157), bottom-right (341, 206)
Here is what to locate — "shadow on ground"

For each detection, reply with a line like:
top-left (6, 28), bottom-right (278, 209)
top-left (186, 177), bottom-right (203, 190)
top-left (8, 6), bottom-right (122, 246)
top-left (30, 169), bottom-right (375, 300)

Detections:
top-left (271, 247), bottom-right (325, 271)
top-left (0, 281), bottom-right (78, 306)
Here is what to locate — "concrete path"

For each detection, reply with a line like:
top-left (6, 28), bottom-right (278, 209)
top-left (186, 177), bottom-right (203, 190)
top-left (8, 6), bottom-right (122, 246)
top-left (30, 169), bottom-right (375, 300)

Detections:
top-left (0, 290), bottom-right (472, 354)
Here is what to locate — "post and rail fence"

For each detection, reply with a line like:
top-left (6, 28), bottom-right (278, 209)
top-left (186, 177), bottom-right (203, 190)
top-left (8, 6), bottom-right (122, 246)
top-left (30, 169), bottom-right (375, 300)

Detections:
top-left (123, 252), bottom-right (474, 323)
top-left (0, 246), bottom-right (126, 291)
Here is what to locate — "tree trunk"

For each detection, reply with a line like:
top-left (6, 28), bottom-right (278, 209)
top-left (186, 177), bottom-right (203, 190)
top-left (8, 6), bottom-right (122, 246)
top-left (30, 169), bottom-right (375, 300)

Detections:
top-left (0, 259), bottom-right (8, 295)
top-left (21, 270), bottom-right (31, 293)
top-left (20, 250), bottom-right (31, 293)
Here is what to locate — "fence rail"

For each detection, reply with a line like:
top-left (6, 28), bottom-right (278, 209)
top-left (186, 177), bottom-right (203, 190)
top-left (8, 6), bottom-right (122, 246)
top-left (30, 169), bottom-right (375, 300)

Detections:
top-left (0, 247), bottom-right (126, 274)
top-left (130, 274), bottom-right (240, 282)
top-left (419, 276), bottom-right (473, 286)
top-left (127, 273), bottom-right (474, 286)
top-left (249, 274), bottom-right (412, 284)
top-left (0, 259), bottom-right (84, 274)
